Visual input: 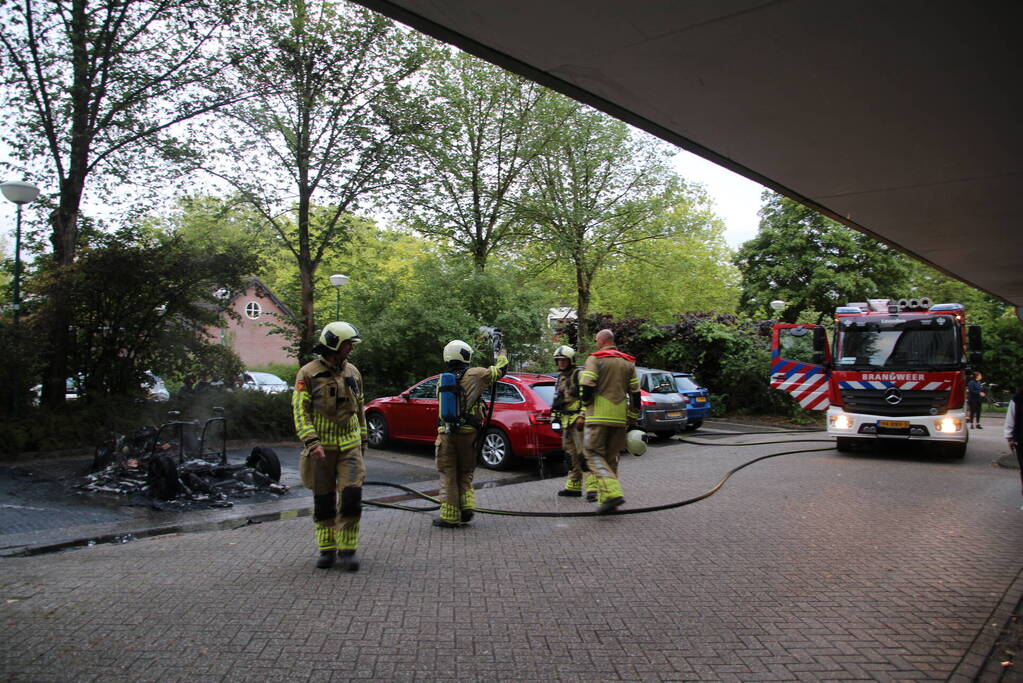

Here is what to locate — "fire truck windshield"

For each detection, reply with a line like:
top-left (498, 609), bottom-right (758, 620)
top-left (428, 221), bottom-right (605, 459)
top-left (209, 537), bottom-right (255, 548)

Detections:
top-left (833, 317), bottom-right (961, 370)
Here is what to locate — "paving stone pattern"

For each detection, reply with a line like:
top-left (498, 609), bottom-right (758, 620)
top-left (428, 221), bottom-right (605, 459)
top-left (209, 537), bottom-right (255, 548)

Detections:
top-left (2, 431), bottom-right (1023, 681)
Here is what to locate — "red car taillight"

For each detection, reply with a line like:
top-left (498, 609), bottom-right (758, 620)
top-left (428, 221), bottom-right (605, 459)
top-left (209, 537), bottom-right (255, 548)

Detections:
top-left (529, 410), bottom-right (552, 424)
top-left (641, 397), bottom-right (655, 406)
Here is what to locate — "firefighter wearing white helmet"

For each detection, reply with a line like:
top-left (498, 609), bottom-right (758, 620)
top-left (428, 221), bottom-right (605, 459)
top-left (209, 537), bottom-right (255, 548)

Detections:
top-left (293, 321), bottom-right (367, 570)
top-left (551, 345), bottom-right (593, 498)
top-left (432, 334), bottom-right (508, 528)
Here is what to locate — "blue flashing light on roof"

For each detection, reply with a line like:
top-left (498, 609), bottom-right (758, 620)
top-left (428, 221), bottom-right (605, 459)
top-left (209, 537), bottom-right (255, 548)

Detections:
top-left (929, 303), bottom-right (964, 312)
top-left (835, 306), bottom-right (862, 314)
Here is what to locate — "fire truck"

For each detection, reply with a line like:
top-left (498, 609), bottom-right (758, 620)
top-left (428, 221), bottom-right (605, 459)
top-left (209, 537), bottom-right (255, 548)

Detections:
top-left (770, 297), bottom-right (983, 458)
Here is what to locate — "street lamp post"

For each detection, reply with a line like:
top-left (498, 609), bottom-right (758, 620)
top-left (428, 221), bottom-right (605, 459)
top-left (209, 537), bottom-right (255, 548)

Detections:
top-left (1, 181), bottom-right (40, 320)
top-left (329, 273), bottom-right (349, 320)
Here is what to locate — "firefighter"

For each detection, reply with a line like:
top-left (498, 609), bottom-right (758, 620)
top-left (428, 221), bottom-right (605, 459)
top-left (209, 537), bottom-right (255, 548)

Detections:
top-left (433, 336), bottom-right (508, 528)
top-left (293, 321), bottom-right (368, 570)
top-left (579, 328), bottom-right (641, 514)
top-left (551, 345), bottom-right (595, 499)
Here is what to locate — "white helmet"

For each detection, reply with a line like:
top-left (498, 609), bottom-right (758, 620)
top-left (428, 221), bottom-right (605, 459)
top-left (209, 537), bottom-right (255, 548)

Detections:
top-left (553, 345), bottom-right (575, 361)
top-left (318, 321), bottom-right (361, 352)
top-left (443, 339), bottom-right (473, 363)
top-left (626, 429), bottom-right (647, 456)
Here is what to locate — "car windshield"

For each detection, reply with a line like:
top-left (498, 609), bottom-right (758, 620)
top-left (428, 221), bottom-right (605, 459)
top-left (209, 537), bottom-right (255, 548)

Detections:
top-left (528, 382), bottom-right (555, 406)
top-left (674, 376), bottom-right (699, 391)
top-left (644, 372), bottom-right (678, 394)
top-left (249, 372), bottom-right (282, 385)
top-left (834, 317), bottom-right (961, 370)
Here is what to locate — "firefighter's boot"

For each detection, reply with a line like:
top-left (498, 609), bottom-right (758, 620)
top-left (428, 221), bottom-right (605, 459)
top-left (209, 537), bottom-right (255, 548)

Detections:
top-left (584, 473), bottom-right (598, 502)
top-left (558, 478), bottom-right (583, 497)
top-left (314, 523), bottom-right (337, 569)
top-left (337, 549), bottom-right (360, 572)
top-left (434, 502), bottom-right (461, 528)
top-left (596, 477), bottom-right (625, 514)
top-left (460, 489), bottom-right (476, 523)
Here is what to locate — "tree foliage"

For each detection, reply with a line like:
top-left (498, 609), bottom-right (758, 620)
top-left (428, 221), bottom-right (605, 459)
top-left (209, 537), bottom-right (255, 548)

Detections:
top-left (28, 226), bottom-right (255, 399)
top-left (735, 192), bottom-right (911, 323)
top-left (1, 0), bottom-right (253, 405)
top-left (205, 0), bottom-right (430, 358)
top-left (519, 103), bottom-right (681, 351)
top-left (401, 51), bottom-right (562, 272)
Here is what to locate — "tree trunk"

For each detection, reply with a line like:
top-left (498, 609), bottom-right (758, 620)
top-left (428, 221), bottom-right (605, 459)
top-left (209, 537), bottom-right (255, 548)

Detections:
top-left (575, 269), bottom-right (591, 354)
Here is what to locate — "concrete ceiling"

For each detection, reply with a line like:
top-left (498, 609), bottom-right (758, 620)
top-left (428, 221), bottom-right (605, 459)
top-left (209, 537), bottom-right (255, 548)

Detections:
top-left (354, 0), bottom-right (1022, 307)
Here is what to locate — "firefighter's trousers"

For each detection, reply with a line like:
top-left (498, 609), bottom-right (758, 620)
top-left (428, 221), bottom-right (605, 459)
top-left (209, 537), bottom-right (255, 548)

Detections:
top-left (561, 417), bottom-right (588, 493)
top-left (582, 423), bottom-right (626, 503)
top-left (435, 430), bottom-right (477, 524)
top-left (311, 444), bottom-right (364, 552)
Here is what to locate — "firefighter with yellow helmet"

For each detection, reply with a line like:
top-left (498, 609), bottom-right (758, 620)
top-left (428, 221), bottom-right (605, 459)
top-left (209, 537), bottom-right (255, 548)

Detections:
top-left (551, 345), bottom-right (595, 499)
top-left (579, 328), bottom-right (641, 513)
top-left (293, 321), bottom-right (368, 570)
top-left (433, 335), bottom-right (508, 528)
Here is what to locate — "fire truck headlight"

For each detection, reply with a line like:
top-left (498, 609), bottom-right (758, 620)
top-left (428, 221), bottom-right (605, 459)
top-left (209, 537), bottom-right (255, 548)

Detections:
top-left (934, 417), bottom-right (962, 433)
top-left (830, 414), bottom-right (854, 430)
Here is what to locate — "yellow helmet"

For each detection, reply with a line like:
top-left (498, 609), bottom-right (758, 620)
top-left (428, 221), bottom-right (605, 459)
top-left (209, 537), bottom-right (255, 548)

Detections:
top-left (318, 321), bottom-right (361, 352)
top-left (443, 339), bottom-right (473, 363)
top-left (626, 429), bottom-right (647, 456)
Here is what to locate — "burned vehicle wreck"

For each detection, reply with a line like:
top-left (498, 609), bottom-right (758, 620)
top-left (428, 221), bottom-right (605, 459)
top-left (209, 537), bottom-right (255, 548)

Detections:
top-left (83, 408), bottom-right (287, 508)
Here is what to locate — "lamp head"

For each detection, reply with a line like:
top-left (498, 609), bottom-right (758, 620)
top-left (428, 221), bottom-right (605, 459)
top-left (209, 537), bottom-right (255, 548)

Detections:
top-left (0, 181), bottom-right (40, 205)
top-left (329, 273), bottom-right (349, 288)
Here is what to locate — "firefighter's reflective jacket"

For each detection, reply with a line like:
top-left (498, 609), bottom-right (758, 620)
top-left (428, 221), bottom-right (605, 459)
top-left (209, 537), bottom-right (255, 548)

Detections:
top-left (553, 365), bottom-right (583, 426)
top-left (293, 357), bottom-right (367, 450)
top-left (579, 347), bottom-right (640, 426)
top-left (436, 352), bottom-right (509, 434)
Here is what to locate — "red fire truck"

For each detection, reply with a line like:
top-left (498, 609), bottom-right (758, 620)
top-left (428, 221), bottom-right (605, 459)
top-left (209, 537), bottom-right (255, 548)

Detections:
top-left (770, 298), bottom-right (983, 458)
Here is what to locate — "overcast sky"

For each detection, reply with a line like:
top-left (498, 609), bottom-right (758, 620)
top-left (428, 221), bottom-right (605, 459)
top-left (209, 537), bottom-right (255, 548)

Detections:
top-left (672, 150), bottom-right (765, 250)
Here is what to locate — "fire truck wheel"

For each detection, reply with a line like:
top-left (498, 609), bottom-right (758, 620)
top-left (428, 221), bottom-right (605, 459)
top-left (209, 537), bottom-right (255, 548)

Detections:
top-left (147, 454), bottom-right (180, 500)
top-left (247, 446), bottom-right (282, 482)
top-left (835, 437), bottom-right (857, 453)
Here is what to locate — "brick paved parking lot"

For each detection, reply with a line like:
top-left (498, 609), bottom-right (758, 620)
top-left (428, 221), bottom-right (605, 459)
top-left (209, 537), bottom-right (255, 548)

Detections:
top-left (2, 420), bottom-right (1022, 681)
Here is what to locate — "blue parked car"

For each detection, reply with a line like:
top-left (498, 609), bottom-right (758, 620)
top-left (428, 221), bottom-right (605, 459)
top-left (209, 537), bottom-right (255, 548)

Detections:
top-left (671, 372), bottom-right (711, 431)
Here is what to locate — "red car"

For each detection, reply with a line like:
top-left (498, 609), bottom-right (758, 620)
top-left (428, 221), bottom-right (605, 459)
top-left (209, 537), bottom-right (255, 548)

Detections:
top-left (364, 372), bottom-right (563, 470)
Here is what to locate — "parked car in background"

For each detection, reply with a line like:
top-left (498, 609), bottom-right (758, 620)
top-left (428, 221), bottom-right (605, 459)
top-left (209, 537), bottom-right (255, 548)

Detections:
top-left (240, 371), bottom-right (290, 395)
top-left (363, 372), bottom-right (562, 470)
top-left (635, 367), bottom-right (688, 438)
top-left (143, 371), bottom-right (170, 401)
top-left (671, 372), bottom-right (711, 431)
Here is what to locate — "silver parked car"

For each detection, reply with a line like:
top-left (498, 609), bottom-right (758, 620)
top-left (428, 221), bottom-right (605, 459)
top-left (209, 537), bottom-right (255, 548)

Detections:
top-left (241, 371), bottom-right (290, 394)
top-left (636, 367), bottom-right (688, 439)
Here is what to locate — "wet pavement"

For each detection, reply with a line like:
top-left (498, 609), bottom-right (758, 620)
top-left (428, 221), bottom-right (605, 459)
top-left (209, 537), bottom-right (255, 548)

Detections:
top-left (1, 417), bottom-right (1021, 681)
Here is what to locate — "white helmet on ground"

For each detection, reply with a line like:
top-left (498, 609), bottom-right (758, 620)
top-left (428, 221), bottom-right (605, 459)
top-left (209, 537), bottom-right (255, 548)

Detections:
top-left (318, 321), bottom-right (361, 352)
top-left (443, 340), bottom-right (473, 363)
top-left (626, 429), bottom-right (647, 456)
top-left (553, 345), bottom-right (576, 361)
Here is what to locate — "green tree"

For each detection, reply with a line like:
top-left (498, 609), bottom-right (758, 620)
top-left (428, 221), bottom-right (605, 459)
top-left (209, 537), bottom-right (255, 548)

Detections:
top-left (208, 0), bottom-right (430, 360)
top-left (29, 225), bottom-right (256, 399)
top-left (519, 104), bottom-right (681, 351)
top-left (1, 0), bottom-right (252, 405)
top-left (590, 196), bottom-right (740, 320)
top-left (401, 51), bottom-right (563, 273)
top-left (735, 192), bottom-right (911, 323)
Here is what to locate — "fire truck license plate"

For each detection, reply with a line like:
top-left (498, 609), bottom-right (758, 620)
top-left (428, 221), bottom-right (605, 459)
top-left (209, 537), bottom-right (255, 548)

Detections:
top-left (667, 411), bottom-right (683, 418)
top-left (878, 420), bottom-right (910, 429)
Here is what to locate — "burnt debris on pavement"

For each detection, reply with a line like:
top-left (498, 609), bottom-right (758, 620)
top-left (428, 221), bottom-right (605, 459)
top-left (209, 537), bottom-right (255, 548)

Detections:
top-left (79, 408), bottom-right (288, 510)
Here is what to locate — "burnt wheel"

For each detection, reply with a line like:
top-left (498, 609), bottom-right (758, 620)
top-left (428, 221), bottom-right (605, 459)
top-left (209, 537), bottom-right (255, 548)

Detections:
top-left (366, 412), bottom-right (390, 448)
top-left (479, 428), bottom-right (514, 470)
top-left (91, 446), bottom-right (114, 472)
top-left (247, 446), bottom-right (281, 482)
top-left (147, 454), bottom-right (180, 500)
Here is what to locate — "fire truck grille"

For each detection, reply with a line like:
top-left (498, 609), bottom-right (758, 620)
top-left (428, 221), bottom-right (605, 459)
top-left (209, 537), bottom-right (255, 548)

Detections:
top-left (840, 389), bottom-right (951, 417)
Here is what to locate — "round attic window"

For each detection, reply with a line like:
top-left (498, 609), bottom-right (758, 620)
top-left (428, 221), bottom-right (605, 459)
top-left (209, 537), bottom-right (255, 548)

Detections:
top-left (245, 301), bottom-right (262, 319)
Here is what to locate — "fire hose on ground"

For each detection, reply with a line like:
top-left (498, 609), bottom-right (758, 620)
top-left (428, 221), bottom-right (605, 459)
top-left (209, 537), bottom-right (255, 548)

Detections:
top-left (362, 430), bottom-right (836, 518)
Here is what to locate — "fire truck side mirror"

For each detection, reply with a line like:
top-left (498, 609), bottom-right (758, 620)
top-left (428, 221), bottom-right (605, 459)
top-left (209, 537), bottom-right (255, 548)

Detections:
top-left (968, 325), bottom-right (983, 352)
top-left (812, 327), bottom-right (827, 353)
